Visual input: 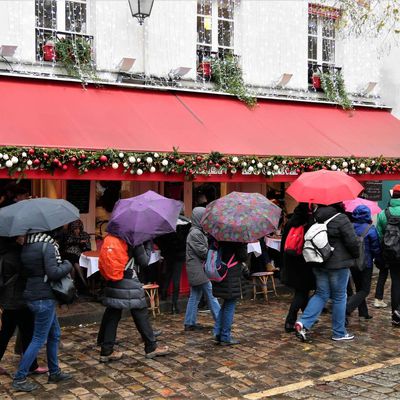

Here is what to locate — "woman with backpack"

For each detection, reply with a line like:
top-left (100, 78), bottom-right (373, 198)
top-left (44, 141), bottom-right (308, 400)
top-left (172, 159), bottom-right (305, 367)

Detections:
top-left (280, 203), bottom-right (315, 332)
top-left (212, 241), bottom-right (249, 345)
top-left (295, 202), bottom-right (360, 342)
top-left (346, 205), bottom-right (382, 322)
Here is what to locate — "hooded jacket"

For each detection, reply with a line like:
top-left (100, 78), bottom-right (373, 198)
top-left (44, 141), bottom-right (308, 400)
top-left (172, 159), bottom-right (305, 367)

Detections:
top-left (313, 205), bottom-right (359, 270)
top-left (185, 207), bottom-right (209, 287)
top-left (376, 198), bottom-right (400, 239)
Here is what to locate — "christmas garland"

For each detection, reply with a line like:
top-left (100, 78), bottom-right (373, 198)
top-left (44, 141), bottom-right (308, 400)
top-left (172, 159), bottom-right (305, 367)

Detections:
top-left (0, 146), bottom-right (399, 179)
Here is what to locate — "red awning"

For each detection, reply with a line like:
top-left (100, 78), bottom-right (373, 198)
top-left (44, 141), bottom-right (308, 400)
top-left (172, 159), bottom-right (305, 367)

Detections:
top-left (1, 78), bottom-right (400, 158)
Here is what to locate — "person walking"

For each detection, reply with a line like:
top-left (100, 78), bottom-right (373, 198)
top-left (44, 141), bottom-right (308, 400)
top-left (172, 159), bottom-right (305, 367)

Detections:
top-left (295, 203), bottom-right (360, 342)
top-left (376, 184), bottom-right (400, 326)
top-left (280, 203), bottom-right (315, 332)
top-left (374, 268), bottom-right (389, 308)
top-left (346, 205), bottom-right (382, 322)
top-left (212, 241), bottom-right (249, 345)
top-left (97, 235), bottom-right (169, 362)
top-left (183, 207), bottom-right (220, 331)
top-left (0, 236), bottom-right (47, 376)
top-left (12, 231), bottom-right (73, 392)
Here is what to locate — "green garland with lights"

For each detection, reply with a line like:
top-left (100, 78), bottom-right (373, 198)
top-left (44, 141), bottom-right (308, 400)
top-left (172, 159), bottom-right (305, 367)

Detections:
top-left (0, 146), bottom-right (398, 179)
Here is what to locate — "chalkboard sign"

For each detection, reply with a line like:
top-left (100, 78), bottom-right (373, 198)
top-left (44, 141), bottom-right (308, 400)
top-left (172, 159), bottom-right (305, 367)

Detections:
top-left (66, 180), bottom-right (91, 214)
top-left (362, 181), bottom-right (382, 201)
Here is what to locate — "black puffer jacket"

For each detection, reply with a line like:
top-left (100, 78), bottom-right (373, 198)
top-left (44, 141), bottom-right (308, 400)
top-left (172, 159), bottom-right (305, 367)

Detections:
top-left (0, 237), bottom-right (26, 309)
top-left (21, 242), bottom-right (72, 302)
top-left (314, 205), bottom-right (360, 270)
top-left (281, 204), bottom-right (316, 291)
top-left (102, 243), bottom-right (149, 310)
top-left (212, 242), bottom-right (248, 300)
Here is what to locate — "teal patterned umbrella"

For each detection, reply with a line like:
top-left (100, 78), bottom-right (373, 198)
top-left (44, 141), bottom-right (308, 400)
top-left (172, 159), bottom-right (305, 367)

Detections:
top-left (201, 192), bottom-right (282, 243)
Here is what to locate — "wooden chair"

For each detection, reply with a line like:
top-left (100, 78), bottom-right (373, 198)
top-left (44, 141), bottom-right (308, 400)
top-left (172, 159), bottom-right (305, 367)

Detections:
top-left (143, 283), bottom-right (160, 317)
top-left (251, 264), bottom-right (278, 301)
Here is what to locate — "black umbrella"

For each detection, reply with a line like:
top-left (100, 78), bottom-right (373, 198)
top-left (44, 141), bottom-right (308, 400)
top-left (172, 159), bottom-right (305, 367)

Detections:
top-left (0, 198), bottom-right (80, 236)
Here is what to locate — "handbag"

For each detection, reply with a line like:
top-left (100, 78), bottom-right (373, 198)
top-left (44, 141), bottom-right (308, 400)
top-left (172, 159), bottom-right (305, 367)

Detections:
top-left (42, 243), bottom-right (77, 304)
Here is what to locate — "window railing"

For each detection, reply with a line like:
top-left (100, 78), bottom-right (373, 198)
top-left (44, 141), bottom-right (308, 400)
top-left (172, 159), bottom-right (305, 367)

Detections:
top-left (196, 48), bottom-right (236, 81)
top-left (35, 27), bottom-right (94, 62)
top-left (308, 62), bottom-right (342, 89)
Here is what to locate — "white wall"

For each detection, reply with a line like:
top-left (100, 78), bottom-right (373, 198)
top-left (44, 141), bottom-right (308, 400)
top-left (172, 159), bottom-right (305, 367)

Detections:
top-left (380, 47), bottom-right (400, 119)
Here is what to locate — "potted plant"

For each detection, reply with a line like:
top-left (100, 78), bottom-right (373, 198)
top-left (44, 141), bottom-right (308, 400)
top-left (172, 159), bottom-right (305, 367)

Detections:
top-left (312, 71), bottom-right (322, 90)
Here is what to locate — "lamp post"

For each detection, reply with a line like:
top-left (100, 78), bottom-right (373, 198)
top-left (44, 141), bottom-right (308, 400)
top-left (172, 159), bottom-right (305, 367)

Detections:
top-left (127, 0), bottom-right (155, 25)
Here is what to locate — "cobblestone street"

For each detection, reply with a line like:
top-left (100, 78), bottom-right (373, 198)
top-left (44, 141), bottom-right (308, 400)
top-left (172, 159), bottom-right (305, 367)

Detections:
top-left (1, 286), bottom-right (400, 400)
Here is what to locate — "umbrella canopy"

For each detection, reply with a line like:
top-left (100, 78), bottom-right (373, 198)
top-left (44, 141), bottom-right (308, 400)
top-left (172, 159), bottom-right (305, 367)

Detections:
top-left (201, 192), bottom-right (281, 243)
top-left (0, 198), bottom-right (79, 237)
top-left (343, 198), bottom-right (382, 215)
top-left (286, 170), bottom-right (364, 205)
top-left (106, 190), bottom-right (182, 246)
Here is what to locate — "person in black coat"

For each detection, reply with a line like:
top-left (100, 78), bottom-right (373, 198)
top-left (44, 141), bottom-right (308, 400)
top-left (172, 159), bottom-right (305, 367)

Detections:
top-left (0, 237), bottom-right (46, 376)
top-left (212, 241), bottom-right (249, 345)
top-left (280, 203), bottom-right (315, 332)
top-left (295, 203), bottom-right (360, 342)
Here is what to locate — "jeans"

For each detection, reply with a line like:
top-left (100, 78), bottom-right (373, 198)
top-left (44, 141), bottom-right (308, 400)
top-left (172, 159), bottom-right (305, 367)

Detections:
top-left (298, 267), bottom-right (350, 339)
top-left (184, 282), bottom-right (221, 326)
top-left (14, 300), bottom-right (61, 380)
top-left (375, 267), bottom-right (389, 300)
top-left (285, 289), bottom-right (310, 326)
top-left (214, 299), bottom-right (237, 342)
top-left (390, 267), bottom-right (400, 313)
top-left (347, 267), bottom-right (373, 317)
top-left (98, 307), bottom-right (156, 356)
top-left (0, 308), bottom-right (39, 371)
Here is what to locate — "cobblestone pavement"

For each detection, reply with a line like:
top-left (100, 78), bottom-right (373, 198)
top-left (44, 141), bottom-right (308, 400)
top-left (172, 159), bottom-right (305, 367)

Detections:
top-left (1, 286), bottom-right (399, 399)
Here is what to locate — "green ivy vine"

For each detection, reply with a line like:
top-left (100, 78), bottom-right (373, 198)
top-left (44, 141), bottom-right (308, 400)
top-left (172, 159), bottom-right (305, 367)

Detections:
top-left (321, 71), bottom-right (353, 110)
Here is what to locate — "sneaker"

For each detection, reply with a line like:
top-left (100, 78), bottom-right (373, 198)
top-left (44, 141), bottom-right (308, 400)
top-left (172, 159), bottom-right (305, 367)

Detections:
top-left (374, 299), bottom-right (388, 308)
top-left (99, 351), bottom-right (123, 363)
top-left (28, 366), bottom-right (49, 376)
top-left (332, 333), bottom-right (355, 341)
top-left (12, 379), bottom-right (39, 392)
top-left (184, 323), bottom-right (204, 331)
top-left (48, 371), bottom-right (72, 383)
top-left (284, 323), bottom-right (296, 333)
top-left (145, 345), bottom-right (170, 359)
top-left (294, 321), bottom-right (307, 342)
top-left (392, 310), bottom-right (400, 326)
top-left (212, 334), bottom-right (221, 343)
top-left (220, 338), bottom-right (240, 346)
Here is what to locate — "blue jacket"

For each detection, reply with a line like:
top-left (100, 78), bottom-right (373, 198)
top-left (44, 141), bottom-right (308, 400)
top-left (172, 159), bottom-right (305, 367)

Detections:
top-left (352, 205), bottom-right (382, 269)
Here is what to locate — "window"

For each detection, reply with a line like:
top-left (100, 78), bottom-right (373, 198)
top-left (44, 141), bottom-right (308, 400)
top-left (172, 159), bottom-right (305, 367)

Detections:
top-left (197, 0), bottom-right (235, 76)
top-left (35, 0), bottom-right (89, 61)
top-left (307, 3), bottom-right (338, 84)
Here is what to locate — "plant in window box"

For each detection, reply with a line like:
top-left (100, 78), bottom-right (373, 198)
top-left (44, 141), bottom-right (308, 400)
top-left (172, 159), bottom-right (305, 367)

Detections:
top-left (211, 55), bottom-right (257, 108)
top-left (55, 37), bottom-right (98, 83)
top-left (321, 71), bottom-right (353, 111)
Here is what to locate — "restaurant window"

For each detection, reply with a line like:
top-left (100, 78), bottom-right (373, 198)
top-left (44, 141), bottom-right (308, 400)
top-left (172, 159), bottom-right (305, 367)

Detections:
top-left (197, 0), bottom-right (236, 79)
top-left (307, 3), bottom-right (339, 84)
top-left (35, 0), bottom-right (89, 61)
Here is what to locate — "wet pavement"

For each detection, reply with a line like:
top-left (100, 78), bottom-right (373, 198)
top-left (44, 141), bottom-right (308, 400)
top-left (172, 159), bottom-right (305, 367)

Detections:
top-left (1, 279), bottom-right (400, 399)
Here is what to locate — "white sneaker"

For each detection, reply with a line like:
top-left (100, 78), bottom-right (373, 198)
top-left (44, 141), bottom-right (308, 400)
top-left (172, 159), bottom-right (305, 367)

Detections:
top-left (332, 333), bottom-right (355, 341)
top-left (374, 299), bottom-right (388, 308)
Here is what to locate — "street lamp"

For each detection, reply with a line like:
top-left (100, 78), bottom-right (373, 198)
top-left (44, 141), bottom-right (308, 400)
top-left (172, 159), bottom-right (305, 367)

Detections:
top-left (128, 0), bottom-right (155, 25)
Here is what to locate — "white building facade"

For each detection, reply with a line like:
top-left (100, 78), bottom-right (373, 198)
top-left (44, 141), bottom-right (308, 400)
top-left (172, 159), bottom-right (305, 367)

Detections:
top-left (1, 0), bottom-right (398, 106)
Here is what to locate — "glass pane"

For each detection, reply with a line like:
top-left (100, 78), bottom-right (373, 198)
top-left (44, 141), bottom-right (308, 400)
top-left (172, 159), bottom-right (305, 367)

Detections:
top-left (218, 20), bottom-right (234, 47)
top-left (308, 36), bottom-right (317, 60)
top-left (66, 1), bottom-right (87, 33)
top-left (218, 0), bottom-right (235, 19)
top-left (197, 0), bottom-right (212, 16)
top-left (35, 0), bottom-right (57, 29)
top-left (322, 17), bottom-right (335, 38)
top-left (197, 16), bottom-right (212, 44)
top-left (308, 14), bottom-right (317, 35)
top-left (322, 38), bottom-right (335, 63)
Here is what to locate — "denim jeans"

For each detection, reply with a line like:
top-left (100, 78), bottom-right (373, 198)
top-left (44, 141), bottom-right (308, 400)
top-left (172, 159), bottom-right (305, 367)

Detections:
top-left (298, 267), bottom-right (350, 339)
top-left (214, 299), bottom-right (237, 342)
top-left (14, 299), bottom-right (61, 380)
top-left (184, 281), bottom-right (221, 326)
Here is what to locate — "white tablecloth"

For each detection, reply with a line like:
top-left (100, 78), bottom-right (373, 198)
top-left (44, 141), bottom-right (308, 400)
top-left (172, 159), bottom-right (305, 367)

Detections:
top-left (265, 237), bottom-right (281, 252)
top-left (79, 253), bottom-right (99, 277)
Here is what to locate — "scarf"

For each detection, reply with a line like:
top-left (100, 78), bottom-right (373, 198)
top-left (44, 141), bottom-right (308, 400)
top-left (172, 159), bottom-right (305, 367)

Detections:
top-left (26, 233), bottom-right (62, 264)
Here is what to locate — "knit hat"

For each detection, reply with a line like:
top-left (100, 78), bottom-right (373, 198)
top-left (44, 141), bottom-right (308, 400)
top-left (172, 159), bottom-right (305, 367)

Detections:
top-left (392, 184), bottom-right (400, 198)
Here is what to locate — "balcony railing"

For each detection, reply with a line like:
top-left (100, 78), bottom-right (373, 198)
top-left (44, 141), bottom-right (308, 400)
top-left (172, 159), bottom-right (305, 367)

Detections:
top-left (35, 28), bottom-right (94, 62)
top-left (196, 47), bottom-right (238, 81)
top-left (308, 62), bottom-right (342, 89)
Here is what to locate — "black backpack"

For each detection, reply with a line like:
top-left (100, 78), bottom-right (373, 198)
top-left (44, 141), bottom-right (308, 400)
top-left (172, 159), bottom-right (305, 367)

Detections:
top-left (382, 209), bottom-right (400, 264)
top-left (353, 224), bottom-right (371, 271)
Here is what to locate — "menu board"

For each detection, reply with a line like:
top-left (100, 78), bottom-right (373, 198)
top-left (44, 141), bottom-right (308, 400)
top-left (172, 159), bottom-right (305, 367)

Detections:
top-left (362, 181), bottom-right (382, 201)
top-left (66, 180), bottom-right (91, 214)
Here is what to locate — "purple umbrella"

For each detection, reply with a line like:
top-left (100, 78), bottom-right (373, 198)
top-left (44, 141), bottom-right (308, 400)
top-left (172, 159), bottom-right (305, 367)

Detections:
top-left (106, 191), bottom-right (182, 246)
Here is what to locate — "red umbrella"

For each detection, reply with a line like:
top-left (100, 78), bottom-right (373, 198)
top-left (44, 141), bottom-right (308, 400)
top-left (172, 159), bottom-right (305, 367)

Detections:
top-left (286, 170), bottom-right (364, 205)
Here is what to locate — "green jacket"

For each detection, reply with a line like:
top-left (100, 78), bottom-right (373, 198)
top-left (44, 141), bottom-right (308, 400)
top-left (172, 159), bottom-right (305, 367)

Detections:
top-left (376, 198), bottom-right (400, 239)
